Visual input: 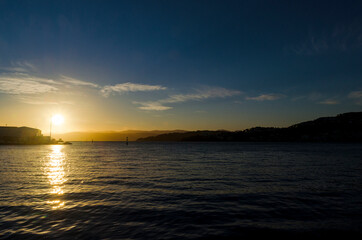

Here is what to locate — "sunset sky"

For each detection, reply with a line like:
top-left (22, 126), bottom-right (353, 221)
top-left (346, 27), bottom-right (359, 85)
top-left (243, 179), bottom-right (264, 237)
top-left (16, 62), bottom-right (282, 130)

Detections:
top-left (0, 0), bottom-right (361, 134)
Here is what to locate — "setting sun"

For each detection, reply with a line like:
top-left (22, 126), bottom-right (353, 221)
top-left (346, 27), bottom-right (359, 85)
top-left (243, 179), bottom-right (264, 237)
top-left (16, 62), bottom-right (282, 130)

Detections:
top-left (52, 114), bottom-right (64, 126)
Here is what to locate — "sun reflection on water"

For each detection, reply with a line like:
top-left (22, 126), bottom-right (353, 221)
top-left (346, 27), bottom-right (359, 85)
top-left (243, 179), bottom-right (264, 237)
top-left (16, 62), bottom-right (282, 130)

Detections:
top-left (46, 145), bottom-right (66, 209)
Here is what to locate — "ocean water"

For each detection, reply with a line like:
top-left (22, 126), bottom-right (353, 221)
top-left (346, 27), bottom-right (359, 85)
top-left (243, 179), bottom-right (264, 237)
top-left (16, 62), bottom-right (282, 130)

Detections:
top-left (0, 142), bottom-right (361, 239)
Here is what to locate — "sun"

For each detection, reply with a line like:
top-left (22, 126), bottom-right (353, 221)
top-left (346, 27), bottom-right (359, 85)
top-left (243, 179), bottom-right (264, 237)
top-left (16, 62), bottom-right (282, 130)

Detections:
top-left (52, 114), bottom-right (64, 126)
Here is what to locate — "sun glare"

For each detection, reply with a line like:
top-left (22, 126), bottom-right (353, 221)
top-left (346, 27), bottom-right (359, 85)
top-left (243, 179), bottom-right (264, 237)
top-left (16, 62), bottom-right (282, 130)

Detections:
top-left (52, 114), bottom-right (64, 126)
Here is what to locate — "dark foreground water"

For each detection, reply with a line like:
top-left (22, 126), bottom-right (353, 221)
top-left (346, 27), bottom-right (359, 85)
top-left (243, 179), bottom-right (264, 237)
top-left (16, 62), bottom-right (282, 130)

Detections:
top-left (0, 142), bottom-right (362, 239)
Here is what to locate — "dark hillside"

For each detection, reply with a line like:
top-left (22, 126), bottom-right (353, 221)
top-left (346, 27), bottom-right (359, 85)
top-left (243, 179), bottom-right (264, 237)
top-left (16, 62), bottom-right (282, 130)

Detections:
top-left (137, 112), bottom-right (362, 142)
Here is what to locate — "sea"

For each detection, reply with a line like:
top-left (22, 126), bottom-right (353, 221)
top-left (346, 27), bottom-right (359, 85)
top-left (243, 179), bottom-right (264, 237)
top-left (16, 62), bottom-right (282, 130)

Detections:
top-left (0, 142), bottom-right (361, 239)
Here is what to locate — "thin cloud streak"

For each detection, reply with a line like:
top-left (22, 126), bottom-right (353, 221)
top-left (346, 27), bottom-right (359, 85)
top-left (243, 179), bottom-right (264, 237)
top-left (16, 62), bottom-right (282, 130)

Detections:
top-left (348, 91), bottom-right (362, 99)
top-left (101, 82), bottom-right (167, 97)
top-left (134, 101), bottom-right (173, 111)
top-left (0, 74), bottom-right (58, 94)
top-left (348, 90), bottom-right (362, 104)
top-left (134, 87), bottom-right (241, 111)
top-left (18, 96), bottom-right (74, 105)
top-left (318, 99), bottom-right (339, 105)
top-left (0, 62), bottom-right (167, 100)
top-left (61, 75), bottom-right (99, 88)
top-left (291, 92), bottom-right (323, 102)
top-left (285, 23), bottom-right (362, 55)
top-left (0, 62), bottom-right (60, 95)
top-left (246, 94), bottom-right (284, 101)
top-left (1, 61), bottom-right (37, 73)
top-left (164, 88), bottom-right (241, 103)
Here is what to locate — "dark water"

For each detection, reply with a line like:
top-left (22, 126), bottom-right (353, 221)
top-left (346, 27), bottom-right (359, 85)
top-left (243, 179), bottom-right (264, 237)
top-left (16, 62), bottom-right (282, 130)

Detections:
top-left (0, 142), bottom-right (362, 239)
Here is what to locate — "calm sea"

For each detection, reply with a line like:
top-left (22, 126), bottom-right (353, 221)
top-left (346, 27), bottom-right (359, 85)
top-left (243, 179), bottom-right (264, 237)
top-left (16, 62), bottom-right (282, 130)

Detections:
top-left (0, 142), bottom-right (361, 239)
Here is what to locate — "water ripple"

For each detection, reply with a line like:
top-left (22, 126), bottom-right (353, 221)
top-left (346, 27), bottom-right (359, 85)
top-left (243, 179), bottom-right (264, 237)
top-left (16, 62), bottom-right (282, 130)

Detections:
top-left (1, 142), bottom-right (362, 239)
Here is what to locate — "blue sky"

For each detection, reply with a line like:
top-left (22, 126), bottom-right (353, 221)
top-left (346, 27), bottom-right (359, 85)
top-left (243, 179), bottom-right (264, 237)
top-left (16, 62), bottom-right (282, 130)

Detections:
top-left (0, 0), bottom-right (361, 132)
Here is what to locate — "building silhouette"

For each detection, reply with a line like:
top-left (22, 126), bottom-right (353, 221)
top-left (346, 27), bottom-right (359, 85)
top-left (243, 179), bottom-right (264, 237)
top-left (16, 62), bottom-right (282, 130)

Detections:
top-left (0, 126), bottom-right (51, 144)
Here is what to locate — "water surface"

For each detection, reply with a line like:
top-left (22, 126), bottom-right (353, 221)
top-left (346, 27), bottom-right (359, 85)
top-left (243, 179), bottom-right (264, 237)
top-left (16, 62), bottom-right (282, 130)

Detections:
top-left (1, 142), bottom-right (362, 239)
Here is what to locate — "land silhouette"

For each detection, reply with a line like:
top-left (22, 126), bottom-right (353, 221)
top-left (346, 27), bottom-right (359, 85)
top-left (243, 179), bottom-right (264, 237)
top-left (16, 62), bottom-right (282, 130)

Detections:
top-left (137, 112), bottom-right (362, 142)
top-left (2, 112), bottom-right (361, 144)
top-left (52, 130), bottom-right (187, 142)
top-left (52, 112), bottom-right (362, 142)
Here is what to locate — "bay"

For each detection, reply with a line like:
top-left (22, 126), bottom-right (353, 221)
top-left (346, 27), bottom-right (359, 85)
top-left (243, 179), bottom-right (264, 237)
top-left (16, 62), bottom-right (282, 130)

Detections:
top-left (0, 142), bottom-right (361, 239)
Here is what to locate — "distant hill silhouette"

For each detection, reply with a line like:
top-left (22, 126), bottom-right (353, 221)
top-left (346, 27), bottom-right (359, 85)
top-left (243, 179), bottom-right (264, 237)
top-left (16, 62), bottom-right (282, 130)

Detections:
top-left (137, 112), bottom-right (362, 142)
top-left (53, 130), bottom-right (186, 141)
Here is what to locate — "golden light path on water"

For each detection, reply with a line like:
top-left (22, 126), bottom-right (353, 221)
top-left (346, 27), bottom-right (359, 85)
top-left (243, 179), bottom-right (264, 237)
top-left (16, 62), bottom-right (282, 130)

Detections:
top-left (45, 145), bottom-right (66, 209)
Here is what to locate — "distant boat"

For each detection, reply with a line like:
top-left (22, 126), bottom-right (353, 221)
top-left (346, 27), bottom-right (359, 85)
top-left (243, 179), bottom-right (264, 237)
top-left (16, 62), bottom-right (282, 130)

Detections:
top-left (62, 141), bottom-right (72, 145)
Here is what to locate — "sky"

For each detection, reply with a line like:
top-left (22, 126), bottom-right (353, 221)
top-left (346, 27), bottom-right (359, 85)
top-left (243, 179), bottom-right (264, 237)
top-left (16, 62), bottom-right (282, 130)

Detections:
top-left (0, 0), bottom-right (361, 133)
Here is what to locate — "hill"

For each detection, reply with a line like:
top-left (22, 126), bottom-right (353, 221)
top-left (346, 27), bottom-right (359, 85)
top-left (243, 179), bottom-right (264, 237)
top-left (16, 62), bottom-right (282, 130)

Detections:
top-left (137, 112), bottom-right (362, 142)
top-left (52, 130), bottom-right (186, 141)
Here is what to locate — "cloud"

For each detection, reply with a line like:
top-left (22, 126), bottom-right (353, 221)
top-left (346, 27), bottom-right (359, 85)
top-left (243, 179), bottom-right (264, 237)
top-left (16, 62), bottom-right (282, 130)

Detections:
top-left (291, 92), bottom-right (325, 102)
top-left (0, 61), bottom-right (60, 95)
top-left (318, 99), bottom-right (339, 105)
top-left (61, 75), bottom-right (99, 88)
top-left (17, 96), bottom-right (74, 105)
top-left (164, 87), bottom-right (241, 104)
top-left (348, 91), bottom-right (362, 99)
top-left (1, 61), bottom-right (37, 73)
top-left (134, 87), bottom-right (241, 111)
top-left (0, 74), bottom-right (58, 94)
top-left (348, 91), bottom-right (362, 104)
top-left (101, 82), bottom-right (167, 97)
top-left (0, 61), bottom-right (242, 110)
top-left (285, 23), bottom-right (362, 55)
top-left (286, 36), bottom-right (328, 55)
top-left (133, 101), bottom-right (173, 111)
top-left (292, 93), bottom-right (339, 105)
top-left (246, 93), bottom-right (284, 101)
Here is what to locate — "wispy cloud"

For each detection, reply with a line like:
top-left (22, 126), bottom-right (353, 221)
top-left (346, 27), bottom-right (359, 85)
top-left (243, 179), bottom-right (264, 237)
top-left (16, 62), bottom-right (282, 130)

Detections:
top-left (61, 75), bottom-right (99, 88)
top-left (1, 61), bottom-right (37, 73)
top-left (348, 90), bottom-right (362, 104)
top-left (1, 62), bottom-right (172, 107)
top-left (318, 99), bottom-right (339, 105)
top-left (1, 62), bottom-right (241, 110)
top-left (348, 91), bottom-right (362, 99)
top-left (164, 87), bottom-right (241, 103)
top-left (133, 101), bottom-right (173, 111)
top-left (0, 74), bottom-right (58, 94)
top-left (246, 93), bottom-right (284, 101)
top-left (134, 87), bottom-right (241, 111)
top-left (17, 96), bottom-right (74, 105)
top-left (101, 82), bottom-right (167, 97)
top-left (0, 61), bottom-right (60, 95)
top-left (290, 93), bottom-right (344, 105)
top-left (2, 62), bottom-right (100, 90)
top-left (295, 92), bottom-right (323, 102)
top-left (286, 36), bottom-right (328, 55)
top-left (285, 23), bottom-right (362, 55)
